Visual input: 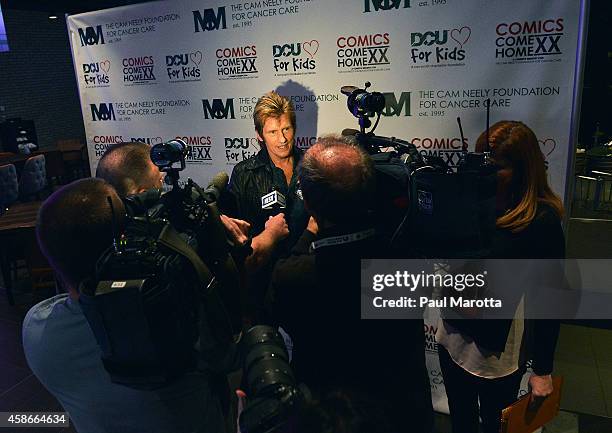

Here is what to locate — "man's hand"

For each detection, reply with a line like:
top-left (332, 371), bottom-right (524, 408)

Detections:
top-left (245, 213), bottom-right (289, 272)
top-left (264, 213), bottom-right (289, 244)
top-left (306, 216), bottom-right (318, 235)
top-left (529, 373), bottom-right (554, 398)
top-left (220, 214), bottom-right (251, 246)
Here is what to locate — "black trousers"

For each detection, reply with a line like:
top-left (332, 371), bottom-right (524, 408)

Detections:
top-left (438, 345), bottom-right (525, 433)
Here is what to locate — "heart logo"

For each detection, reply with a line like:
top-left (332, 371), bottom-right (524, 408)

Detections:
top-left (100, 59), bottom-right (111, 73)
top-left (302, 40), bottom-right (319, 59)
top-left (539, 138), bottom-right (556, 157)
top-left (190, 51), bottom-right (203, 66)
top-left (150, 137), bottom-right (163, 145)
top-left (450, 26), bottom-right (471, 48)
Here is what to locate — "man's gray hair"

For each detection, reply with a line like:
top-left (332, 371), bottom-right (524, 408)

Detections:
top-left (298, 134), bottom-right (374, 223)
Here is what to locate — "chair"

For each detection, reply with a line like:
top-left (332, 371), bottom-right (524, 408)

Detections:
top-left (18, 154), bottom-right (47, 200)
top-left (0, 163), bottom-right (19, 213)
top-left (44, 149), bottom-right (67, 187)
top-left (57, 139), bottom-right (88, 180)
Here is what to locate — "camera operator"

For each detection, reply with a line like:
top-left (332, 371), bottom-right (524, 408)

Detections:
top-left (23, 178), bottom-right (227, 433)
top-left (95, 140), bottom-right (249, 429)
top-left (96, 141), bottom-right (250, 246)
top-left (224, 91), bottom-right (309, 322)
top-left (266, 135), bottom-right (433, 433)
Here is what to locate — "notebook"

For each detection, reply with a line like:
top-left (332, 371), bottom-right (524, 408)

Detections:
top-left (500, 376), bottom-right (563, 433)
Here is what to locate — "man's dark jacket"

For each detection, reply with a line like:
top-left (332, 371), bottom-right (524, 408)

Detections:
top-left (223, 146), bottom-right (308, 323)
top-left (267, 224), bottom-right (433, 433)
top-left (225, 146), bottom-right (306, 241)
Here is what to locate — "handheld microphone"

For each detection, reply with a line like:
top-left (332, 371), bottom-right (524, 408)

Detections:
top-left (203, 171), bottom-right (229, 203)
top-left (261, 188), bottom-right (286, 213)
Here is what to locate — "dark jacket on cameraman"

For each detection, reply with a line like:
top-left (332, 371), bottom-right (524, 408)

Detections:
top-left (267, 222), bottom-right (433, 433)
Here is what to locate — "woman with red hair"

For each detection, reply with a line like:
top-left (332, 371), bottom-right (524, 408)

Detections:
top-left (436, 121), bottom-right (565, 433)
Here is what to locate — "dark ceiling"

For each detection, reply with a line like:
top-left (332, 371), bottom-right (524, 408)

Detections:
top-left (1, 0), bottom-right (152, 15)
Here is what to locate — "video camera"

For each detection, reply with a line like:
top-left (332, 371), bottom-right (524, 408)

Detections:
top-left (341, 82), bottom-right (499, 258)
top-left (80, 139), bottom-right (245, 388)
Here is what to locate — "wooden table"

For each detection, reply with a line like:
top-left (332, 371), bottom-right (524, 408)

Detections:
top-left (0, 201), bottom-right (43, 305)
top-left (0, 144), bottom-right (88, 182)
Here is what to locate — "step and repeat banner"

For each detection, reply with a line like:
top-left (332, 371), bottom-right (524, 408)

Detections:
top-left (68, 0), bottom-right (586, 413)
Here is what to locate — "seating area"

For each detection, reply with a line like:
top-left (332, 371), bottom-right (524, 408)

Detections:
top-left (0, 140), bottom-right (89, 305)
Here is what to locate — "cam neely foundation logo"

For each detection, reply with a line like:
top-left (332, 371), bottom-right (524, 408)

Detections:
top-left (202, 98), bottom-right (236, 120)
top-left (382, 92), bottom-right (411, 117)
top-left (78, 26), bottom-right (104, 46)
top-left (364, 0), bottom-right (410, 13)
top-left (193, 7), bottom-right (227, 32)
top-left (90, 103), bottom-right (115, 121)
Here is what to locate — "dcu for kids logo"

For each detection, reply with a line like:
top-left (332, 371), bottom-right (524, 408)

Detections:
top-left (166, 52), bottom-right (202, 82)
top-left (130, 136), bottom-right (163, 145)
top-left (217, 46), bottom-right (258, 80)
top-left (224, 137), bottom-right (258, 163)
top-left (272, 40), bottom-right (319, 76)
top-left (410, 26), bottom-right (471, 68)
top-left (495, 18), bottom-right (564, 64)
top-left (82, 60), bottom-right (111, 87)
top-left (122, 56), bottom-right (156, 85)
top-left (336, 33), bottom-right (390, 73)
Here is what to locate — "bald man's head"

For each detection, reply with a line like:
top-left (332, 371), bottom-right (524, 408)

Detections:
top-left (299, 135), bottom-right (374, 224)
top-left (36, 178), bottom-right (125, 292)
top-left (96, 141), bottom-right (164, 197)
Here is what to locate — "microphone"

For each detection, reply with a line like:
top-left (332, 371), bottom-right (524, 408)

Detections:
top-left (340, 85), bottom-right (359, 97)
top-left (261, 188), bottom-right (286, 213)
top-left (341, 128), bottom-right (360, 137)
top-left (203, 171), bottom-right (229, 203)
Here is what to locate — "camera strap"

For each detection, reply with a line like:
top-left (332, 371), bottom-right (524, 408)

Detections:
top-left (157, 223), bottom-right (236, 344)
top-left (157, 223), bottom-right (215, 292)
